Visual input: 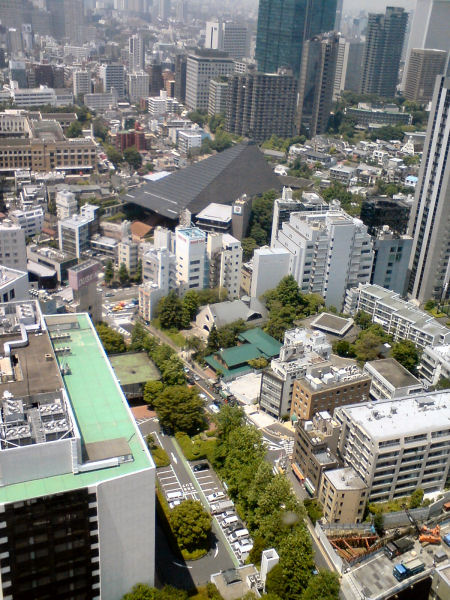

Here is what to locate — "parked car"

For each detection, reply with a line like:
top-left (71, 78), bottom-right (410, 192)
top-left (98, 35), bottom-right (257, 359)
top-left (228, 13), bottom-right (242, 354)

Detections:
top-left (169, 500), bottom-right (181, 509)
top-left (199, 393), bottom-right (207, 400)
top-left (194, 375), bottom-right (201, 381)
top-left (207, 491), bottom-right (226, 502)
top-left (193, 463), bottom-right (209, 472)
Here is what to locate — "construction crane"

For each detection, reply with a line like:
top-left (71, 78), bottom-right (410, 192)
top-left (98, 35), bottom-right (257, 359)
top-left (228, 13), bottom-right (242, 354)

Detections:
top-left (404, 507), bottom-right (421, 536)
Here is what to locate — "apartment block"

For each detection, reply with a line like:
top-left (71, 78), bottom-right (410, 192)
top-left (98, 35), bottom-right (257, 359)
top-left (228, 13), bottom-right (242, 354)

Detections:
top-left (58, 214), bottom-right (93, 258)
top-left (73, 69), bottom-right (91, 98)
top-left (9, 206), bottom-right (44, 238)
top-left (128, 71), bottom-right (150, 102)
top-left (99, 63), bottom-right (125, 98)
top-left (0, 301), bottom-right (155, 598)
top-left (291, 364), bottom-right (371, 421)
top-left (318, 467), bottom-right (368, 524)
top-left (293, 411), bottom-right (340, 495)
top-left (364, 358), bottom-right (423, 401)
top-left (345, 283), bottom-right (450, 349)
top-left (335, 392), bottom-right (450, 502)
top-left (0, 220), bottom-right (27, 271)
top-left (403, 48), bottom-right (447, 103)
top-left (118, 238), bottom-right (139, 275)
top-left (205, 20), bottom-right (249, 59)
top-left (140, 246), bottom-right (177, 321)
top-left (273, 210), bottom-right (373, 310)
top-left (259, 328), bottom-right (331, 418)
top-left (207, 233), bottom-right (242, 299)
top-left (175, 227), bottom-right (206, 293)
top-left (370, 229), bottom-right (413, 296)
top-left (420, 345), bottom-right (450, 386)
top-left (208, 78), bottom-right (229, 116)
top-left (0, 266), bottom-right (29, 303)
top-left (250, 247), bottom-right (291, 299)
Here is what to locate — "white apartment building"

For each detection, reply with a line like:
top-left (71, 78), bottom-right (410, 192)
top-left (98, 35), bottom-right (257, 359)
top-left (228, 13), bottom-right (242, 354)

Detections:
top-left (73, 69), bottom-right (91, 97)
top-left (129, 33), bottom-right (145, 72)
top-left (11, 84), bottom-right (57, 108)
top-left (56, 190), bottom-right (78, 220)
top-left (335, 392), bottom-right (450, 502)
top-left (140, 246), bottom-right (177, 321)
top-left (0, 220), bottom-right (27, 271)
top-left (147, 90), bottom-right (181, 117)
top-left (274, 210), bottom-right (373, 310)
top-left (259, 328), bottom-right (331, 418)
top-left (185, 50), bottom-right (234, 110)
top-left (177, 129), bottom-right (202, 155)
top-left (363, 358), bottom-right (423, 401)
top-left (206, 233), bottom-right (242, 299)
top-left (175, 227), bottom-right (207, 293)
top-left (0, 266), bottom-right (29, 302)
top-left (205, 20), bottom-right (249, 59)
top-left (9, 206), bottom-right (44, 238)
top-left (345, 283), bottom-right (450, 349)
top-left (128, 71), bottom-right (149, 102)
top-left (250, 246), bottom-right (291, 298)
top-left (84, 92), bottom-right (118, 111)
top-left (58, 214), bottom-right (92, 258)
top-left (420, 345), bottom-right (450, 386)
top-left (118, 238), bottom-right (139, 275)
top-left (332, 36), bottom-right (349, 100)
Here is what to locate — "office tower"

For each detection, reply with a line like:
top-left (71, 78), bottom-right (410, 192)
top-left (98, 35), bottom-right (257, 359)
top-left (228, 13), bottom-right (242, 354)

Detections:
top-left (7, 28), bottom-right (23, 56)
top-left (333, 36), bottom-right (349, 100)
top-left (251, 247), bottom-right (291, 298)
top-left (74, 69), bottom-right (91, 98)
top-left (0, 301), bottom-right (155, 598)
top-left (226, 68), bottom-right (297, 143)
top-left (174, 53), bottom-right (187, 101)
top-left (128, 71), bottom-right (150, 102)
top-left (360, 7), bottom-right (408, 98)
top-left (129, 33), bottom-right (145, 72)
top-left (185, 50), bottom-right (234, 110)
top-left (408, 64), bottom-right (450, 303)
top-left (273, 209), bottom-right (373, 309)
top-left (140, 247), bottom-right (177, 320)
top-left (58, 214), bottom-right (93, 258)
top-left (64, 0), bottom-right (84, 44)
top-left (0, 221), bottom-right (27, 271)
top-left (208, 78), bottom-right (229, 116)
top-left (21, 23), bottom-right (34, 52)
top-left (335, 392), bottom-right (450, 502)
top-left (175, 227), bottom-right (207, 293)
top-left (402, 0), bottom-right (450, 90)
top-left (9, 60), bottom-right (27, 88)
top-left (297, 32), bottom-right (340, 138)
top-left (205, 19), bottom-right (249, 59)
top-left (404, 48), bottom-right (447, 103)
top-left (147, 61), bottom-right (164, 96)
top-left (176, 0), bottom-right (187, 22)
top-left (0, 0), bottom-right (23, 29)
top-left (255, 0), bottom-right (337, 75)
top-left (334, 0), bottom-right (343, 30)
top-left (344, 40), bottom-right (364, 92)
top-left (158, 0), bottom-right (170, 21)
top-left (100, 63), bottom-right (125, 98)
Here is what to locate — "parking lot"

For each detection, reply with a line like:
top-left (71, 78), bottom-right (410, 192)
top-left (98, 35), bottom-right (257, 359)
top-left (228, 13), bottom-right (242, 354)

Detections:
top-left (157, 464), bottom-right (199, 506)
top-left (190, 460), bottom-right (254, 566)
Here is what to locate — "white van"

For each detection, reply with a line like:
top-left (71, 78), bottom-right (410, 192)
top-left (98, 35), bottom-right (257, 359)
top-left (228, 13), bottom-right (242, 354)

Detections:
top-left (223, 515), bottom-right (239, 527)
top-left (167, 491), bottom-right (184, 501)
top-left (229, 528), bottom-right (249, 541)
top-left (237, 542), bottom-right (253, 559)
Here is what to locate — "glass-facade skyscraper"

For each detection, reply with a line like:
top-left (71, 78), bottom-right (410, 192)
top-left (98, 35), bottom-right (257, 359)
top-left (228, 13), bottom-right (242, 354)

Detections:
top-left (255, 0), bottom-right (337, 76)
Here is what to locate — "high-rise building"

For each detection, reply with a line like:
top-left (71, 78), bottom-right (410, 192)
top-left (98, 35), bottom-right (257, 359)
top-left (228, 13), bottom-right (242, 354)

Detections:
top-left (371, 229), bottom-right (413, 296)
top-left (401, 0), bottom-right (450, 91)
top-left (255, 0), bottom-right (337, 75)
top-left (206, 233), bottom-right (242, 299)
top-left (273, 209), bottom-right (373, 309)
top-left (0, 0), bottom-right (24, 29)
top-left (56, 190), bottom-right (78, 220)
top-left (226, 68), bottom-right (298, 143)
top-left (333, 36), bottom-right (349, 100)
top-left (128, 71), bottom-right (149, 102)
top-left (158, 0), bottom-right (170, 21)
top-left (73, 69), bottom-right (91, 98)
top-left (185, 50), bottom-right (234, 110)
top-left (175, 0), bottom-right (187, 22)
top-left (64, 0), bottom-right (84, 44)
top-left (129, 33), bottom-right (145, 72)
top-left (208, 78), bottom-right (229, 116)
top-left (0, 220), bottom-right (27, 271)
top-left (100, 63), bottom-right (125, 98)
top-left (174, 53), bottom-right (187, 102)
top-left (360, 7), bottom-right (408, 98)
top-left (344, 40), bottom-right (364, 92)
top-left (407, 63), bottom-right (450, 303)
top-left (0, 301), bottom-right (155, 598)
top-left (404, 48), bottom-right (447, 103)
top-left (205, 19), bottom-right (249, 59)
top-left (175, 227), bottom-right (207, 292)
top-left (297, 32), bottom-right (340, 138)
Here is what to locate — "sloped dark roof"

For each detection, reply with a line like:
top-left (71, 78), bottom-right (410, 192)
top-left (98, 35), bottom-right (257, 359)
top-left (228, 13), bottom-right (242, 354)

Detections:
top-left (124, 142), bottom-right (281, 219)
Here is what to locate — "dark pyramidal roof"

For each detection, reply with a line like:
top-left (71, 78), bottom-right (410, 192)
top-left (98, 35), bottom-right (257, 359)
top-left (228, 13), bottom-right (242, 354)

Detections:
top-left (124, 142), bottom-right (281, 220)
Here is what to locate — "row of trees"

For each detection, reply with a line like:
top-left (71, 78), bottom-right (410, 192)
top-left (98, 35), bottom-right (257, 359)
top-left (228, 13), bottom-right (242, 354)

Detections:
top-left (106, 144), bottom-right (143, 170)
top-left (104, 260), bottom-right (142, 287)
top-left (333, 310), bottom-right (421, 372)
top-left (210, 405), bottom-right (340, 600)
top-left (263, 276), bottom-right (325, 341)
top-left (156, 288), bottom-right (229, 331)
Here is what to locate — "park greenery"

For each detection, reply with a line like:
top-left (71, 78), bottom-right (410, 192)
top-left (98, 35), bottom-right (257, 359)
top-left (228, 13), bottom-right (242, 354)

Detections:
top-left (155, 289), bottom-right (228, 332)
top-left (95, 322), bottom-right (127, 354)
top-left (209, 405), bottom-right (339, 599)
top-left (153, 386), bottom-right (205, 435)
top-left (169, 499), bottom-right (212, 555)
top-left (321, 183), bottom-right (364, 217)
top-left (146, 434), bottom-right (170, 468)
top-left (262, 276), bottom-right (324, 341)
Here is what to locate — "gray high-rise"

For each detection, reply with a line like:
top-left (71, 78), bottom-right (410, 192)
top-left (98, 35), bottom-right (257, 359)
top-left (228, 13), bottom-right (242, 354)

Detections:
top-left (407, 62), bottom-right (450, 303)
top-left (360, 7), bottom-right (408, 98)
top-left (404, 48), bottom-right (447, 103)
top-left (255, 0), bottom-right (337, 76)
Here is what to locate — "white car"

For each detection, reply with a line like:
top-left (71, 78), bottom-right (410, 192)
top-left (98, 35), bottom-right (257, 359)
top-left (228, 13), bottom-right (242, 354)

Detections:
top-left (199, 393), bottom-right (207, 400)
top-left (207, 491), bottom-right (226, 502)
top-left (209, 404), bottom-right (220, 414)
top-left (169, 500), bottom-right (181, 509)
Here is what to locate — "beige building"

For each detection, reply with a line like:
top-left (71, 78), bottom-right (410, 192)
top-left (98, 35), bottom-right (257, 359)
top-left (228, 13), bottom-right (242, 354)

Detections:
top-left (319, 467), bottom-right (368, 524)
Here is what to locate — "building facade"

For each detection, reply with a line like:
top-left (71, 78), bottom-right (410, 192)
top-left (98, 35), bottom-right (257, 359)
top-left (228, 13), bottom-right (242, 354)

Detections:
top-left (404, 49), bottom-right (447, 103)
top-left (370, 230), bottom-right (413, 296)
top-left (360, 7), bottom-right (408, 97)
top-left (407, 65), bottom-right (450, 303)
top-left (9, 206), bottom-right (44, 238)
top-left (100, 63), bottom-right (125, 98)
top-left (335, 392), bottom-right (450, 501)
top-left (0, 221), bottom-right (27, 271)
top-left (185, 50), bottom-right (234, 111)
top-left (318, 467), bottom-right (368, 524)
top-left (73, 69), bottom-right (91, 98)
top-left (363, 358), bottom-right (423, 401)
top-left (175, 227), bottom-right (207, 293)
top-left (128, 71), bottom-right (150, 102)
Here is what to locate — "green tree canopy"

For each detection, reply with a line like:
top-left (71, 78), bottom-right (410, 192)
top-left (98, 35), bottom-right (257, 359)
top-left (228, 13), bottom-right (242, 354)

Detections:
top-left (301, 571), bottom-right (340, 600)
top-left (391, 339), bottom-right (420, 373)
top-left (106, 144), bottom-right (123, 166)
top-left (66, 120), bottom-right (83, 138)
top-left (169, 499), bottom-right (212, 551)
top-left (118, 262), bottom-right (129, 285)
top-left (409, 487), bottom-right (424, 509)
top-left (160, 357), bottom-right (186, 386)
top-left (143, 380), bottom-right (164, 407)
top-left (124, 146), bottom-right (143, 170)
top-left (104, 259), bottom-right (114, 285)
top-left (355, 310), bottom-right (372, 330)
top-left (130, 321), bottom-right (148, 351)
top-left (96, 323), bottom-right (126, 354)
top-left (153, 385), bottom-right (204, 434)
top-left (158, 291), bottom-right (184, 330)
top-left (182, 290), bottom-right (200, 325)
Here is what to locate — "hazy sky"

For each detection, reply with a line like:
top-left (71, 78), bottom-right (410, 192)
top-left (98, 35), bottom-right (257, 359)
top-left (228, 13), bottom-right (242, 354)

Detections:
top-left (343, 0), bottom-right (416, 13)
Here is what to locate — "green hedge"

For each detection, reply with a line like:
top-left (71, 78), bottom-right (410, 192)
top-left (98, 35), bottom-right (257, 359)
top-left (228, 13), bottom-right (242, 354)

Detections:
top-left (151, 446), bottom-right (170, 468)
top-left (175, 432), bottom-right (216, 461)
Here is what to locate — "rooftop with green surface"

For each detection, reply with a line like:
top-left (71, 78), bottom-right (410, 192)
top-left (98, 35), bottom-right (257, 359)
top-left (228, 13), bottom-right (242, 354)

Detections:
top-left (0, 313), bottom-right (153, 505)
top-left (109, 351), bottom-right (160, 386)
